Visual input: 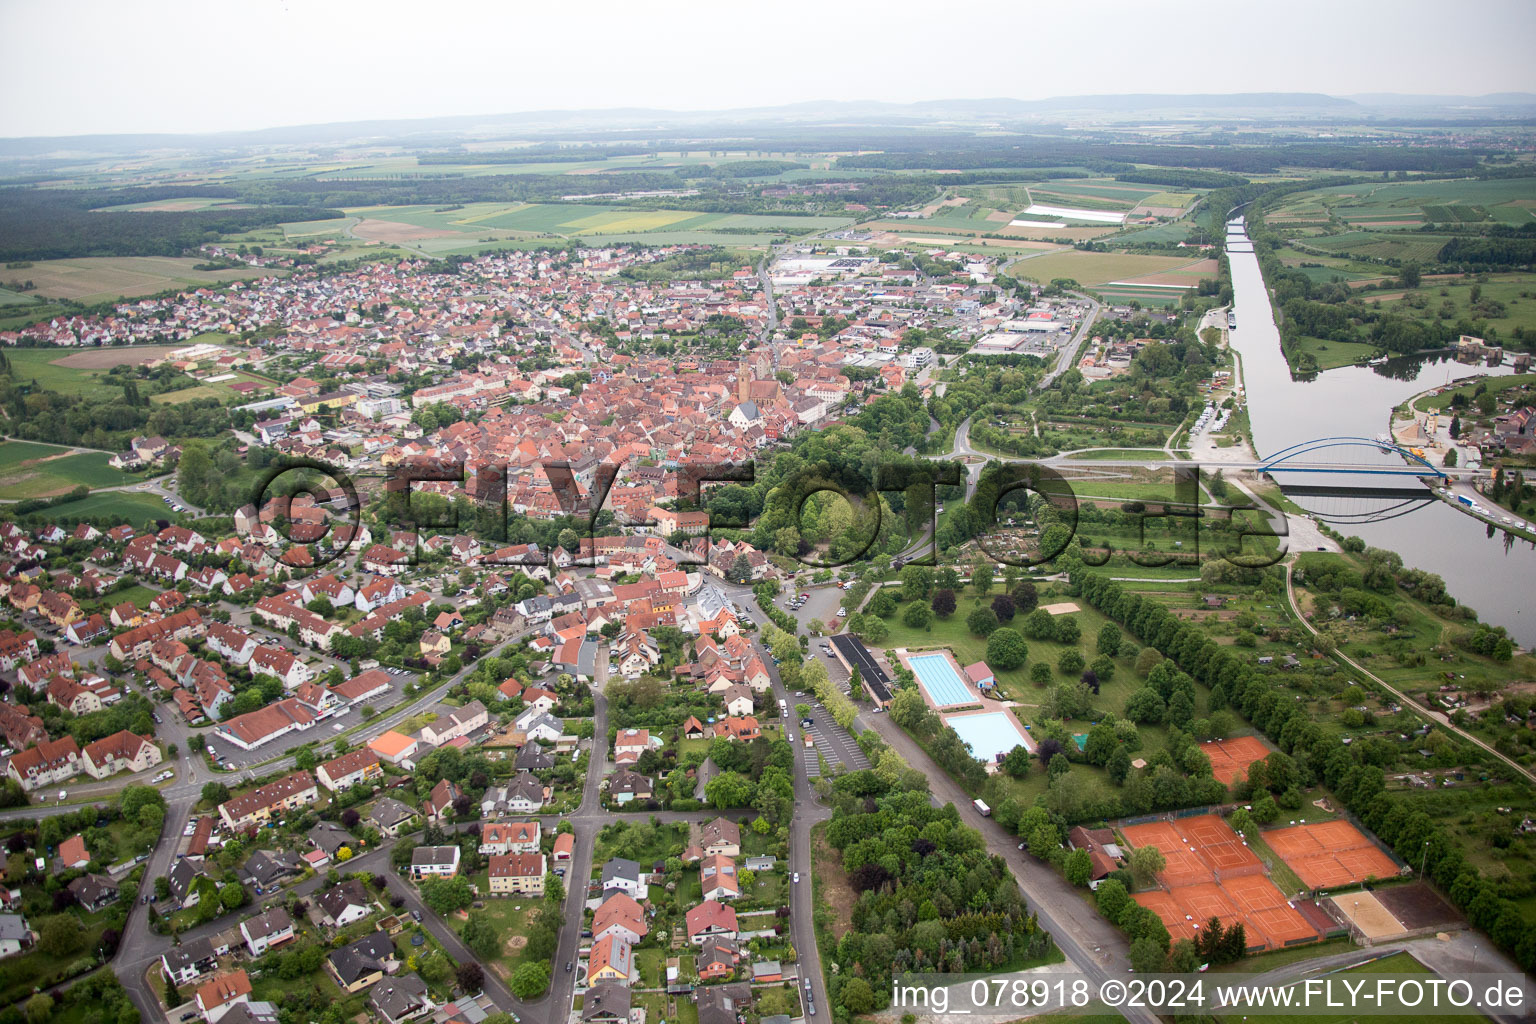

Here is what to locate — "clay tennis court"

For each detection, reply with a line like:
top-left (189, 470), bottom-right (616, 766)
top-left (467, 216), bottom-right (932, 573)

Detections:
top-left (1328, 889), bottom-right (1406, 940)
top-left (1135, 875), bottom-right (1317, 951)
top-left (1182, 814), bottom-right (1264, 878)
top-left (1124, 814), bottom-right (1319, 951)
top-left (1120, 821), bottom-right (1211, 886)
top-left (1200, 735), bottom-right (1271, 786)
top-left (1263, 820), bottom-right (1400, 889)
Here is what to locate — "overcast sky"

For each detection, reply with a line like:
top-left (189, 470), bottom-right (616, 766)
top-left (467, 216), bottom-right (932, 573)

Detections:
top-left (5, 0), bottom-right (1535, 137)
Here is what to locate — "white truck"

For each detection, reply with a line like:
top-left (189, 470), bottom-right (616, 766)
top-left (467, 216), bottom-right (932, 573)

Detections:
top-left (973, 799), bottom-right (991, 817)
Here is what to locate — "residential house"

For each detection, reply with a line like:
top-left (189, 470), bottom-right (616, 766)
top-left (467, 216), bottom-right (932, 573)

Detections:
top-left (316, 748), bottom-right (383, 792)
top-left (81, 730), bottom-right (161, 779)
top-left (487, 853), bottom-right (546, 896)
top-left (327, 931), bottom-right (397, 992)
top-left (66, 873), bottom-right (118, 912)
top-left (316, 880), bottom-right (373, 928)
top-left (419, 701), bottom-right (487, 746)
top-left (600, 858), bottom-right (642, 897)
top-left (370, 975), bottom-right (433, 1024)
top-left (587, 934), bottom-right (634, 984)
top-left (218, 771), bottom-right (319, 831)
top-left (162, 936), bottom-right (218, 985)
top-left (608, 769), bottom-right (653, 805)
top-left (197, 970), bottom-right (254, 1024)
top-left (368, 797), bottom-right (418, 838)
top-left (241, 907), bottom-right (295, 957)
top-left (58, 833), bottom-right (90, 869)
top-left (408, 846), bottom-right (461, 880)
top-left (425, 778), bottom-right (462, 822)
top-left (699, 854), bottom-right (740, 901)
top-left (685, 900), bottom-right (739, 944)
top-left (6, 736), bottom-right (82, 792)
top-left (592, 892), bottom-right (647, 945)
top-left (478, 821), bottom-right (540, 856)
top-left (580, 983), bottom-right (632, 1024)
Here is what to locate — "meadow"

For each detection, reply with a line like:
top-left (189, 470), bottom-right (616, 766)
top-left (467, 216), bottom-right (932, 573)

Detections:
top-left (1, 256), bottom-right (285, 303)
top-left (1266, 178), bottom-right (1536, 232)
top-left (0, 441), bottom-right (140, 499)
top-left (4, 344), bottom-right (194, 400)
top-left (1008, 250), bottom-right (1208, 288)
top-left (300, 203), bottom-right (853, 255)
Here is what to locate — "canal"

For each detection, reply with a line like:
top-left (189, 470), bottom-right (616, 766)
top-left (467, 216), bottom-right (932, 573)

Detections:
top-left (1226, 222), bottom-right (1536, 645)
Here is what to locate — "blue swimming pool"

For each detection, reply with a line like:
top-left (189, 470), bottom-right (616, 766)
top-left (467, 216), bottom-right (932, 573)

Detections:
top-left (946, 712), bottom-right (1031, 761)
top-left (908, 652), bottom-right (973, 706)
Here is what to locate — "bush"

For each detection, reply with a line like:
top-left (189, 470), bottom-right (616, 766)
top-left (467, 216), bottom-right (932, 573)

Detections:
top-left (902, 603), bottom-right (932, 629)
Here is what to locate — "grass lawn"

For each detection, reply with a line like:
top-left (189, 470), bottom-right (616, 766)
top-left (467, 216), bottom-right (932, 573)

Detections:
top-left (1208, 936), bottom-right (1357, 976)
top-left (0, 448), bottom-right (141, 499)
top-left (1414, 372), bottom-right (1536, 413)
top-left (1287, 333), bottom-right (1382, 371)
top-left (17, 489), bottom-right (183, 525)
top-left (1217, 950), bottom-right (1485, 1023)
top-left (462, 895), bottom-right (546, 972)
top-left (876, 591), bottom-right (1120, 697)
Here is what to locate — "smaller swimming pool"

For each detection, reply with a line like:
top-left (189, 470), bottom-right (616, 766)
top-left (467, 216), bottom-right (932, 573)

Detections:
top-left (946, 711), bottom-right (1031, 762)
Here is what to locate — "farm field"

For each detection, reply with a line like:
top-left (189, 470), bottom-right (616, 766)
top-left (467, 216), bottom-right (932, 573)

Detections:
top-left (1, 256), bottom-right (285, 303)
top-left (90, 196), bottom-right (246, 212)
top-left (0, 287), bottom-right (40, 305)
top-left (1302, 232), bottom-right (1454, 264)
top-left (0, 441), bottom-right (140, 499)
top-left (1266, 178), bottom-right (1536, 231)
top-left (4, 344), bottom-right (208, 399)
top-left (1008, 250), bottom-right (1206, 288)
top-left (1368, 273), bottom-right (1536, 338)
top-left (308, 203), bottom-right (852, 253)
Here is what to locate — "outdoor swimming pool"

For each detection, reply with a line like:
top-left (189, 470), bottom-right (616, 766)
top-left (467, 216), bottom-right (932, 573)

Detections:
top-left (907, 652), bottom-right (974, 706)
top-left (946, 711), bottom-right (1031, 761)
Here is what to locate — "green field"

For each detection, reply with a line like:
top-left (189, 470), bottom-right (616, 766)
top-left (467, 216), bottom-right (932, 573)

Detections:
top-left (1414, 372), bottom-right (1536, 412)
top-left (1286, 333), bottom-right (1382, 371)
top-left (1368, 273), bottom-right (1536, 338)
top-left (1009, 250), bottom-right (1208, 288)
top-left (1303, 232), bottom-right (1453, 263)
top-left (4, 344), bottom-right (215, 400)
top-left (0, 441), bottom-right (140, 498)
top-left (1267, 178), bottom-right (1536, 233)
top-left (90, 196), bottom-right (245, 213)
top-left (319, 202), bottom-right (853, 254)
top-left (1, 256), bottom-right (285, 303)
top-left (1218, 951), bottom-right (1482, 1024)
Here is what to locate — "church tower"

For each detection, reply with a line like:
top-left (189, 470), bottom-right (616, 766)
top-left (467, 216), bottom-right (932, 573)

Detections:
top-left (737, 363), bottom-right (750, 403)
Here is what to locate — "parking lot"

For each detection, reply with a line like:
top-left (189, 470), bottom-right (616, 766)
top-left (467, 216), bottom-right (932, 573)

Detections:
top-left (796, 696), bottom-right (870, 778)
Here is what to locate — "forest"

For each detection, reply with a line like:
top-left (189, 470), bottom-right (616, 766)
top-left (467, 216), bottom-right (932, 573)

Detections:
top-left (0, 188), bottom-right (334, 261)
top-left (821, 769), bottom-right (1055, 1015)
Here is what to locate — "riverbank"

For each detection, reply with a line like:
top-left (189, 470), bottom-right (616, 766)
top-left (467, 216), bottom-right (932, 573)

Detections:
top-left (1227, 217), bottom-right (1536, 645)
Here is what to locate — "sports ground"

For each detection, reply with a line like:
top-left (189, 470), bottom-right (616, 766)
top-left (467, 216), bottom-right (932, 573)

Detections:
top-left (1199, 735), bottom-right (1272, 786)
top-left (1124, 814), bottom-right (1323, 950)
top-left (1262, 819), bottom-right (1401, 889)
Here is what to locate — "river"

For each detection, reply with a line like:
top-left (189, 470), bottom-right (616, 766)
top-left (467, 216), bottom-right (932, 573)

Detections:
top-left (1226, 222), bottom-right (1536, 645)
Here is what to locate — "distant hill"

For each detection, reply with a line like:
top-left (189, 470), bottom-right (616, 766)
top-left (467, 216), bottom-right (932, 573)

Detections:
top-left (0, 92), bottom-right (1528, 155)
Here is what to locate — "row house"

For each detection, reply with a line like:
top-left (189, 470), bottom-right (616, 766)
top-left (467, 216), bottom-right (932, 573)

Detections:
top-left (218, 771), bottom-right (319, 831)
